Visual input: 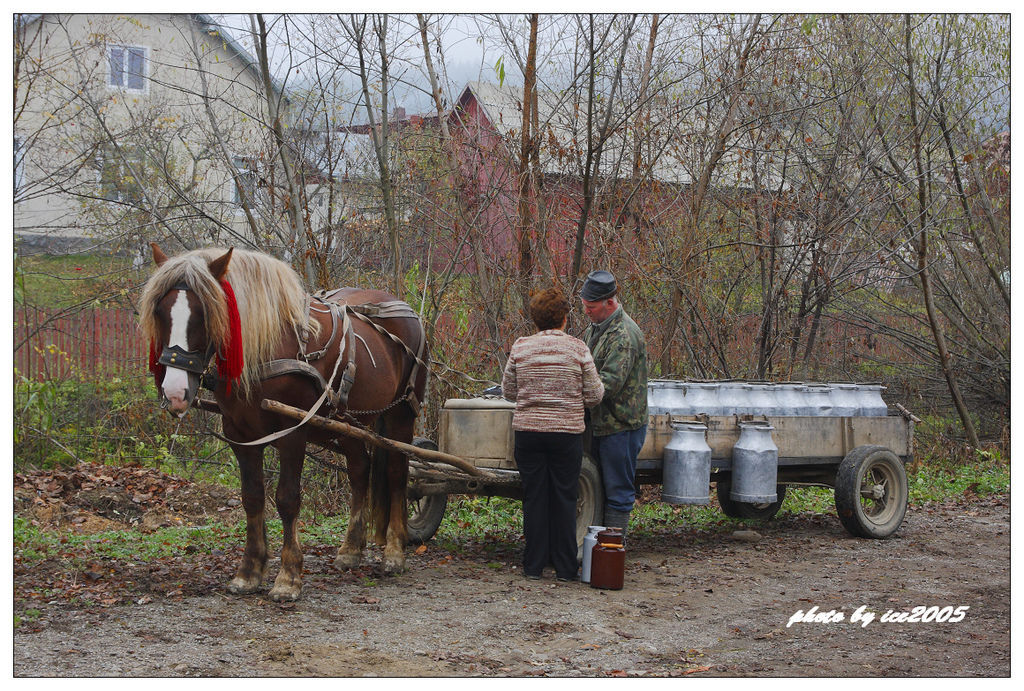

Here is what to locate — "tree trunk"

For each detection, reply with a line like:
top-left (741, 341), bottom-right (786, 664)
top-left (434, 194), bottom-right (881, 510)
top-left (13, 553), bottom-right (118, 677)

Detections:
top-left (569, 14), bottom-right (636, 282)
top-left (347, 14), bottom-right (402, 295)
top-left (253, 14), bottom-right (309, 278)
top-left (903, 15), bottom-right (979, 449)
top-left (516, 13), bottom-right (539, 309)
top-left (417, 13), bottom-right (503, 367)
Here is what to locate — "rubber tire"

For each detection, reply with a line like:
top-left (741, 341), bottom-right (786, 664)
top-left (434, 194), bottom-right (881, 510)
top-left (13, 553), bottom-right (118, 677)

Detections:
top-left (576, 453), bottom-right (604, 552)
top-left (716, 479), bottom-right (787, 520)
top-left (834, 445), bottom-right (908, 539)
top-left (407, 437), bottom-right (448, 544)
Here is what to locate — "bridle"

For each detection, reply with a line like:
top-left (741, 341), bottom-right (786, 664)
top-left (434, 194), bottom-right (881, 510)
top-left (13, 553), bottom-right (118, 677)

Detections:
top-left (157, 343), bottom-right (217, 376)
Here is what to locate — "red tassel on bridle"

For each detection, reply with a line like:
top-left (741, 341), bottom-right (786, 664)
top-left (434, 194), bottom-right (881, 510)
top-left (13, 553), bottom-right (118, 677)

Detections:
top-left (217, 279), bottom-right (244, 396)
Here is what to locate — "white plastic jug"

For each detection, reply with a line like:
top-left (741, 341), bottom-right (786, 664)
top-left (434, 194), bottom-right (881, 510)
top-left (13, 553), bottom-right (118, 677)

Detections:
top-left (581, 525), bottom-right (606, 583)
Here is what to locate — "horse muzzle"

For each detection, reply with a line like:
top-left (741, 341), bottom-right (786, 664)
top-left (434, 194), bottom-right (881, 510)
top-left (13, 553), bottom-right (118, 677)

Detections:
top-left (161, 389), bottom-right (193, 417)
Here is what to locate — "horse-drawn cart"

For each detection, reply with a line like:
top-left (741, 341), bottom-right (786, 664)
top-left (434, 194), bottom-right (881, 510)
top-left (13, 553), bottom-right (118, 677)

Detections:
top-left (143, 246), bottom-right (916, 602)
top-left (405, 381), bottom-right (918, 546)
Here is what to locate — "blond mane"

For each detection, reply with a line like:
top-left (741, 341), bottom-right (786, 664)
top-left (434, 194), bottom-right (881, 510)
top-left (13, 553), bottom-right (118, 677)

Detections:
top-left (139, 247), bottom-right (319, 397)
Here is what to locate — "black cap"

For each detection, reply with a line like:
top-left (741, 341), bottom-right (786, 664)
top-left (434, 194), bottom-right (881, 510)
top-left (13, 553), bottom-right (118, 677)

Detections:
top-left (580, 270), bottom-right (617, 301)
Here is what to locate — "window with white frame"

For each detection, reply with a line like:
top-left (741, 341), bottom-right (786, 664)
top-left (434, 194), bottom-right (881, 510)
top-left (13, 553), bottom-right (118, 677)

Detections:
top-left (233, 156), bottom-right (258, 209)
top-left (108, 45), bottom-right (148, 92)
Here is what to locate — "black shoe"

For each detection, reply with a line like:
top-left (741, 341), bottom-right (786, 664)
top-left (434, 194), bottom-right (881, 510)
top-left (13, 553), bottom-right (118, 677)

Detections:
top-left (556, 575), bottom-right (579, 582)
top-left (525, 573), bottom-right (542, 580)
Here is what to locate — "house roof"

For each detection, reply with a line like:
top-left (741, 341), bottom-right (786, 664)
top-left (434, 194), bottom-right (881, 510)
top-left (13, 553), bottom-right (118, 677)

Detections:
top-left (457, 80), bottom-right (696, 186)
top-left (18, 14), bottom-right (284, 98)
top-left (319, 79), bottom-right (787, 192)
top-left (192, 14), bottom-right (286, 98)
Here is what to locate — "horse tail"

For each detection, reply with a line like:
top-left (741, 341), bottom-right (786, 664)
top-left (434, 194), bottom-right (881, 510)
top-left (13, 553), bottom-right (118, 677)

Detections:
top-left (366, 418), bottom-right (391, 547)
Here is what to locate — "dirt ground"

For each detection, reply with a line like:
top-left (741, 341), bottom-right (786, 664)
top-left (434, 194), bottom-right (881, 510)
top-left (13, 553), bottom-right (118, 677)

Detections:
top-left (13, 464), bottom-right (1011, 677)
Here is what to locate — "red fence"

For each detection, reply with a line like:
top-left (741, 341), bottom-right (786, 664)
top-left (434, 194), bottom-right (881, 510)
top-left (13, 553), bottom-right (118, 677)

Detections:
top-left (14, 307), bottom-right (147, 380)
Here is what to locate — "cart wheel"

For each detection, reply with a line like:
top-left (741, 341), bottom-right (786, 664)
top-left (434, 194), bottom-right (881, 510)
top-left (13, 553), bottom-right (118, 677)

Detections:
top-left (834, 445), bottom-right (908, 539)
top-left (716, 479), bottom-right (787, 520)
top-left (576, 453), bottom-right (604, 551)
top-left (407, 437), bottom-right (448, 544)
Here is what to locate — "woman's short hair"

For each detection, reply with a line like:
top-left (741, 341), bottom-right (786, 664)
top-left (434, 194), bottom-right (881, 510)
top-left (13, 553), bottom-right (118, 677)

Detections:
top-left (529, 287), bottom-right (570, 330)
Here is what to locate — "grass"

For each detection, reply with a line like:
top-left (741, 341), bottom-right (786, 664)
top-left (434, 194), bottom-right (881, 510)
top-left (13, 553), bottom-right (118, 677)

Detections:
top-left (13, 608), bottom-right (42, 629)
top-left (13, 449), bottom-right (1009, 567)
top-left (632, 451), bottom-right (1009, 534)
top-left (908, 456), bottom-right (1010, 503)
top-left (434, 496), bottom-right (524, 547)
top-left (13, 515), bottom-right (256, 563)
top-left (16, 253), bottom-right (140, 309)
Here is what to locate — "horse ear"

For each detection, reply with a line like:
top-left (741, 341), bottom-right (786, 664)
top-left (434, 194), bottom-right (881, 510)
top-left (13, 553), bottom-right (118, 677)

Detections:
top-left (151, 242), bottom-right (169, 267)
top-left (208, 247), bottom-right (233, 281)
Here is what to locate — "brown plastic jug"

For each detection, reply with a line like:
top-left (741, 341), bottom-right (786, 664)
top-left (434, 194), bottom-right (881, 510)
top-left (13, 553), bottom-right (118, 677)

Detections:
top-left (590, 528), bottom-right (625, 590)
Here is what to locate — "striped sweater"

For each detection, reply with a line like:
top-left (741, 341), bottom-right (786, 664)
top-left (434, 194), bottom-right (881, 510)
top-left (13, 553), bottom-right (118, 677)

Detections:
top-left (501, 329), bottom-right (605, 433)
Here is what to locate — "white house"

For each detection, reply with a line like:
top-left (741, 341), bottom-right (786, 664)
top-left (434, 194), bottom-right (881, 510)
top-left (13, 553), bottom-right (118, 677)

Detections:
top-left (14, 13), bottom-right (327, 255)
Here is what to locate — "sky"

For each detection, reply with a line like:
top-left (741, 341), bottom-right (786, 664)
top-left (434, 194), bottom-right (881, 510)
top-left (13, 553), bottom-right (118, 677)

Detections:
top-left (210, 13), bottom-right (512, 119)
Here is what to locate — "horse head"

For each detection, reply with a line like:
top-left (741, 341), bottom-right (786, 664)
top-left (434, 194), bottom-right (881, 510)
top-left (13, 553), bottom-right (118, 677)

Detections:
top-left (148, 243), bottom-right (234, 416)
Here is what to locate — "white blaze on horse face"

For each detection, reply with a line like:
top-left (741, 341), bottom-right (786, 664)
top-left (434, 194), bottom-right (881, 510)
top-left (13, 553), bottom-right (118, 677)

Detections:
top-left (162, 290), bottom-right (192, 415)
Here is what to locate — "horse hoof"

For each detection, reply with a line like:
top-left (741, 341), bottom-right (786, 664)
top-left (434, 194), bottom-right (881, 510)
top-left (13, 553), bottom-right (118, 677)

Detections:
top-left (227, 577), bottom-right (261, 595)
top-left (334, 553), bottom-right (362, 570)
top-left (268, 584), bottom-right (302, 602)
top-left (383, 556), bottom-right (406, 574)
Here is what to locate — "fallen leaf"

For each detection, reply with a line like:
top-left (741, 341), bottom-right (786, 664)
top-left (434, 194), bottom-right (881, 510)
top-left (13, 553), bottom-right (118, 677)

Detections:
top-left (415, 545), bottom-right (427, 555)
top-left (683, 666), bottom-right (711, 675)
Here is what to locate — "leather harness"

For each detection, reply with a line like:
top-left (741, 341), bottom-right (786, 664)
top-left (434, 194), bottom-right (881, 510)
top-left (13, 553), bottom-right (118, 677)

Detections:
top-left (158, 284), bottom-right (427, 428)
top-left (253, 290), bottom-right (427, 417)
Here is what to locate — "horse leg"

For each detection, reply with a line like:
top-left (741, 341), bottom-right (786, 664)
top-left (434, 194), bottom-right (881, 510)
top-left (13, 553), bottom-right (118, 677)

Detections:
top-left (381, 411), bottom-right (413, 574)
top-left (268, 435), bottom-right (306, 601)
top-left (334, 439), bottom-right (369, 569)
top-left (227, 441), bottom-right (268, 595)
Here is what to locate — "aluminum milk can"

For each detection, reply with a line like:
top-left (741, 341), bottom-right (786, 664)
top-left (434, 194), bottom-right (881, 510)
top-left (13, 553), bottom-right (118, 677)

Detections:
top-left (774, 383), bottom-right (806, 416)
top-left (663, 381), bottom-right (688, 413)
top-left (857, 383), bottom-right (888, 416)
top-left (730, 422), bottom-right (779, 503)
top-left (827, 382), bottom-right (861, 416)
top-left (801, 383), bottom-right (833, 416)
top-left (646, 380), bottom-right (671, 415)
top-left (717, 381), bottom-right (748, 415)
top-left (580, 525), bottom-right (606, 584)
top-left (743, 382), bottom-right (778, 416)
top-left (684, 381), bottom-right (720, 415)
top-left (661, 422), bottom-right (711, 505)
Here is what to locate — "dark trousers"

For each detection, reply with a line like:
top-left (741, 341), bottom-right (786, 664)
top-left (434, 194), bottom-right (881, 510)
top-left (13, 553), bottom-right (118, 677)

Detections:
top-left (592, 426), bottom-right (647, 513)
top-left (514, 430), bottom-right (583, 579)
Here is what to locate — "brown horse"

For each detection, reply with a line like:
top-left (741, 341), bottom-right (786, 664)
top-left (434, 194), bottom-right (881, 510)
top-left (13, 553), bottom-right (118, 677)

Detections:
top-left (139, 244), bottom-right (428, 601)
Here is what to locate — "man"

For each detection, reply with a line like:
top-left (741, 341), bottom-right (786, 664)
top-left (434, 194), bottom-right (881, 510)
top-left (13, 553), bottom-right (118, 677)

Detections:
top-left (580, 270), bottom-right (648, 541)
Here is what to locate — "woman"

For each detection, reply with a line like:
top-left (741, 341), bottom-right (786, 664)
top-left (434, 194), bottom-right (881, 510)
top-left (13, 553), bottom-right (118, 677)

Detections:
top-left (502, 288), bottom-right (604, 581)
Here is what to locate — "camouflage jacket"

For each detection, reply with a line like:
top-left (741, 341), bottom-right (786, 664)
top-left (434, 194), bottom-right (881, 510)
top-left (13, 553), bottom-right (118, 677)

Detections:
top-left (583, 306), bottom-right (649, 436)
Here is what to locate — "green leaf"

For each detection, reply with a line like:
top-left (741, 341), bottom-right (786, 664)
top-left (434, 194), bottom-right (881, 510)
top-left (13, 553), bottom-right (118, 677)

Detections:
top-left (494, 56), bottom-right (505, 88)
